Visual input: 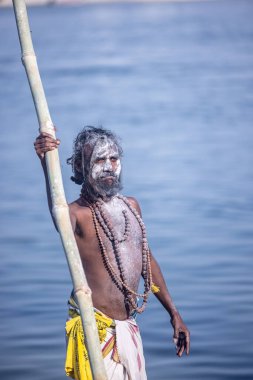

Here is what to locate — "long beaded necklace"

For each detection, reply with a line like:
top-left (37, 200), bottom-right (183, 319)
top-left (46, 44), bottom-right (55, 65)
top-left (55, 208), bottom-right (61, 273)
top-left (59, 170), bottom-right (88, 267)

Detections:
top-left (88, 194), bottom-right (153, 313)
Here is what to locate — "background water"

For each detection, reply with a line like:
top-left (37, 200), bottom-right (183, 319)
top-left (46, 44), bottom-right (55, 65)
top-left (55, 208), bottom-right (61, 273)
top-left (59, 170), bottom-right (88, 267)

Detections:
top-left (1, 0), bottom-right (253, 379)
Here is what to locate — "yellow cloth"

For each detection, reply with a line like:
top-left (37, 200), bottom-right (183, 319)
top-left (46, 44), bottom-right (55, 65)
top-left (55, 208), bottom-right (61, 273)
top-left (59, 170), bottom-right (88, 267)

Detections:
top-left (151, 283), bottom-right (160, 294)
top-left (65, 309), bottom-right (116, 380)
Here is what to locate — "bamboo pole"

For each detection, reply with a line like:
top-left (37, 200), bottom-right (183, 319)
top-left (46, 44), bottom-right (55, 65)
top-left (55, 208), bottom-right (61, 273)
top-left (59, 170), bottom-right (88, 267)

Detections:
top-left (12, 1), bottom-right (107, 379)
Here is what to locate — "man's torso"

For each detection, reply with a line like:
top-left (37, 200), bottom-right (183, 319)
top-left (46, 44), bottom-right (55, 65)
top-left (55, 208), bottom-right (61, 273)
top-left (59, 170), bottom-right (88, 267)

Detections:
top-left (69, 196), bottom-right (143, 320)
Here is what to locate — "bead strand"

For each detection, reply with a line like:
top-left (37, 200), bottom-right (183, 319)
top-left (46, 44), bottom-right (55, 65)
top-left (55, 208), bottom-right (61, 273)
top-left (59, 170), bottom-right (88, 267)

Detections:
top-left (117, 195), bottom-right (153, 293)
top-left (89, 195), bottom-right (153, 314)
top-left (89, 205), bottom-right (149, 307)
top-left (95, 202), bottom-right (130, 243)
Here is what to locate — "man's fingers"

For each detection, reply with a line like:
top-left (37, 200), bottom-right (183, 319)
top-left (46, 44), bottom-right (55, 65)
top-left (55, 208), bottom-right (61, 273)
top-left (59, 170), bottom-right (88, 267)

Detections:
top-left (34, 138), bottom-right (60, 152)
top-left (35, 132), bottom-right (51, 141)
top-left (35, 134), bottom-right (60, 145)
top-left (34, 131), bottom-right (60, 160)
top-left (177, 342), bottom-right (185, 357)
top-left (38, 132), bottom-right (54, 138)
top-left (185, 334), bottom-right (190, 355)
top-left (35, 141), bottom-right (58, 148)
top-left (176, 335), bottom-right (185, 357)
top-left (34, 142), bottom-right (59, 159)
top-left (37, 136), bottom-right (59, 144)
top-left (175, 331), bottom-right (190, 357)
top-left (176, 340), bottom-right (182, 356)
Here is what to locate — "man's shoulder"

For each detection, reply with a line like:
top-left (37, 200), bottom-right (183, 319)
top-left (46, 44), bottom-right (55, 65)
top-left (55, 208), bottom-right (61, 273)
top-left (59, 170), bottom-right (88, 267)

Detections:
top-left (125, 195), bottom-right (142, 215)
top-left (125, 195), bottom-right (139, 205)
top-left (68, 198), bottom-right (91, 217)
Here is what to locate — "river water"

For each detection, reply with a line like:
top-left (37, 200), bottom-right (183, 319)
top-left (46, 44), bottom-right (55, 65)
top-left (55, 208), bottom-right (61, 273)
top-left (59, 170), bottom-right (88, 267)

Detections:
top-left (0, 1), bottom-right (253, 379)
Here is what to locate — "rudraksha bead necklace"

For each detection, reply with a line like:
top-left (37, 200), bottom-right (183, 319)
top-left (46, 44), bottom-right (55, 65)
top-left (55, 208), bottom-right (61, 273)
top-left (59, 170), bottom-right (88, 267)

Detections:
top-left (88, 194), bottom-right (153, 313)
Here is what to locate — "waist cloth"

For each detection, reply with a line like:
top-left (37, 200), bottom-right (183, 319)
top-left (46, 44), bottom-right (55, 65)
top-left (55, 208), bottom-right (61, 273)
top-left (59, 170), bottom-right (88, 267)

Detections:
top-left (65, 292), bottom-right (147, 380)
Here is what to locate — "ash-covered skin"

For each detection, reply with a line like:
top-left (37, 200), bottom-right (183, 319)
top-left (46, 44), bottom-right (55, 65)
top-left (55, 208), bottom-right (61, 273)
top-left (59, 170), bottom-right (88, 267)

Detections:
top-left (102, 196), bottom-right (143, 292)
top-left (87, 137), bottom-right (122, 200)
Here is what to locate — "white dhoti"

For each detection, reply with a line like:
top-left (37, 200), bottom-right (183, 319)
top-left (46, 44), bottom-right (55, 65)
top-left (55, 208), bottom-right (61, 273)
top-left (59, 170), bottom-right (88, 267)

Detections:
top-left (102, 318), bottom-right (147, 380)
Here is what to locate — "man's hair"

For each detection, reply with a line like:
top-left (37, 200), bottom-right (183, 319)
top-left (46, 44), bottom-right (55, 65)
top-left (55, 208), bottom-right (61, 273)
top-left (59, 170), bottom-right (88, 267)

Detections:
top-left (67, 126), bottom-right (123, 185)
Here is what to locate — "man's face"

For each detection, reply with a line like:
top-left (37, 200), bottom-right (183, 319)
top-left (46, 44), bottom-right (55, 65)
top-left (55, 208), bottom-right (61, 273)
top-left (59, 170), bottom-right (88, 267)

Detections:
top-left (87, 137), bottom-right (122, 198)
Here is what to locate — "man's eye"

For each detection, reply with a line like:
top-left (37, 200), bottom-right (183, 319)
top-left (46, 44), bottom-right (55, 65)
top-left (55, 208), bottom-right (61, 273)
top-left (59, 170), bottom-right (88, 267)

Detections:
top-left (96, 158), bottom-right (105, 164)
top-left (110, 157), bottom-right (118, 162)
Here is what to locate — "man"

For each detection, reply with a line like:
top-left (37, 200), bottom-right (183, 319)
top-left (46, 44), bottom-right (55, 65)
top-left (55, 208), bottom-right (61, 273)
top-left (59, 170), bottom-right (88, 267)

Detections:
top-left (34, 126), bottom-right (190, 380)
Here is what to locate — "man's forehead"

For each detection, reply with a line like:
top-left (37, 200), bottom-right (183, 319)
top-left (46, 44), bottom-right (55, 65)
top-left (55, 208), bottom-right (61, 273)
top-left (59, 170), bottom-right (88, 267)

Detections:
top-left (92, 137), bottom-right (119, 157)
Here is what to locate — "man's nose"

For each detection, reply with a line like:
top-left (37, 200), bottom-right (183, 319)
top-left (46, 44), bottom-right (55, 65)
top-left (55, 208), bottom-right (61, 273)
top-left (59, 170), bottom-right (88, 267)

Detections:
top-left (104, 159), bottom-right (112, 171)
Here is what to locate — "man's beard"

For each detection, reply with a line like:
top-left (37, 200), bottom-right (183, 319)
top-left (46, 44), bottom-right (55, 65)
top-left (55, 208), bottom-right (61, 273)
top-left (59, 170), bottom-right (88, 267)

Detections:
top-left (81, 172), bottom-right (122, 202)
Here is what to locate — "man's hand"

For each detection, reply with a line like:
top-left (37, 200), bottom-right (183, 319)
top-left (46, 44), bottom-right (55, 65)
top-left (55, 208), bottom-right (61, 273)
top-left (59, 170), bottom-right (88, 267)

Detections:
top-left (171, 313), bottom-right (190, 357)
top-left (34, 132), bottom-right (60, 160)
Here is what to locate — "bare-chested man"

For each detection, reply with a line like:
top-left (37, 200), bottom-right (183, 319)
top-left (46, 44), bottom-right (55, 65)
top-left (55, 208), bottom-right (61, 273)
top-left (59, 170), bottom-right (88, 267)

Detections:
top-left (34, 126), bottom-right (190, 380)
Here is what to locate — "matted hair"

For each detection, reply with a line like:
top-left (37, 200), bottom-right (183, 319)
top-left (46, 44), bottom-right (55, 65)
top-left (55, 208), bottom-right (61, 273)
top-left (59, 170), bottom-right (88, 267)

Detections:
top-left (67, 126), bottom-right (123, 185)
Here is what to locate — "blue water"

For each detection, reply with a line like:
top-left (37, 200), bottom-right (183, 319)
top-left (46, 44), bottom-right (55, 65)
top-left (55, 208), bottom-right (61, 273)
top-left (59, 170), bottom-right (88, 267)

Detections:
top-left (1, 1), bottom-right (253, 379)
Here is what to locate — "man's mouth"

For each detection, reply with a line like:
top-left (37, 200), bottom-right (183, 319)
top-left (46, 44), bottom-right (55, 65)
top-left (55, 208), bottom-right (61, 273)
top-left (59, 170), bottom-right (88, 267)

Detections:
top-left (101, 176), bottom-right (115, 183)
top-left (100, 173), bottom-right (116, 180)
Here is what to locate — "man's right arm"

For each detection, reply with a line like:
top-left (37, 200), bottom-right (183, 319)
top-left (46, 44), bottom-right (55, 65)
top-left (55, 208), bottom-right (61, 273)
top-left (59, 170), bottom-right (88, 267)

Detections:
top-left (34, 132), bottom-right (60, 229)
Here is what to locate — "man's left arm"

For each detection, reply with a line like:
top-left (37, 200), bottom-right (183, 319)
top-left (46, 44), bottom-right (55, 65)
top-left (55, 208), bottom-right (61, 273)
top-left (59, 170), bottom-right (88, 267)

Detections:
top-left (150, 250), bottom-right (190, 357)
top-left (127, 196), bottom-right (190, 357)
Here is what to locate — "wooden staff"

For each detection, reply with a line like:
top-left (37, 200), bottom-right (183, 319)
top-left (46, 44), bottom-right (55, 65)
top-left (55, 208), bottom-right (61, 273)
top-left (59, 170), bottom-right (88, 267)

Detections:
top-left (12, 1), bottom-right (107, 379)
